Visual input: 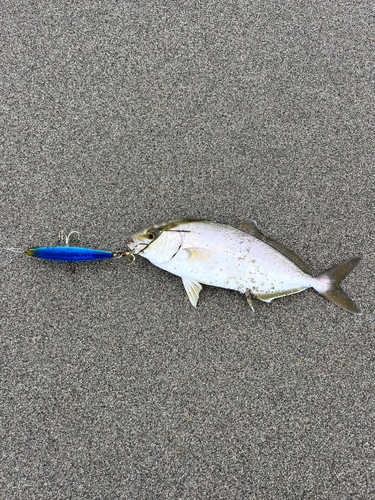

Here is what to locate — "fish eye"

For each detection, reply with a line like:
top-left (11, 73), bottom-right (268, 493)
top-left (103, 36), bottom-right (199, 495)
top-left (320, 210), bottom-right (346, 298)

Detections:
top-left (146, 228), bottom-right (160, 240)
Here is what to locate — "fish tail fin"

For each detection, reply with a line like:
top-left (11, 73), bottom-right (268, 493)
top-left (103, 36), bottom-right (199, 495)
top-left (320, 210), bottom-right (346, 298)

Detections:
top-left (314, 257), bottom-right (362, 314)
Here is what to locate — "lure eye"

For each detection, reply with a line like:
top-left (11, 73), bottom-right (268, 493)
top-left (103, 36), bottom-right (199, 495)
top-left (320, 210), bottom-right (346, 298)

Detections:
top-left (146, 228), bottom-right (160, 240)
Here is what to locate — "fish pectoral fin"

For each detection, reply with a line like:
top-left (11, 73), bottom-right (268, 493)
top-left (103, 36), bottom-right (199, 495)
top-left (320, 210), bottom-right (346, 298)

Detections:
top-left (239, 218), bottom-right (312, 275)
top-left (254, 288), bottom-right (306, 303)
top-left (182, 277), bottom-right (202, 308)
top-left (181, 247), bottom-right (213, 261)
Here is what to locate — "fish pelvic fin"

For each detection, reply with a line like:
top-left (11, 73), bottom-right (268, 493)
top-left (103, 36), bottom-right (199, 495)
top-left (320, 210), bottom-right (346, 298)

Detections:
top-left (182, 277), bottom-right (202, 308)
top-left (245, 291), bottom-right (255, 311)
top-left (314, 257), bottom-right (362, 314)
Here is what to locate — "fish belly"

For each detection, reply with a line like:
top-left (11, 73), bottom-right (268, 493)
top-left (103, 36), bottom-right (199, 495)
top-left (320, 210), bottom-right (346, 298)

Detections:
top-left (155, 226), bottom-right (313, 297)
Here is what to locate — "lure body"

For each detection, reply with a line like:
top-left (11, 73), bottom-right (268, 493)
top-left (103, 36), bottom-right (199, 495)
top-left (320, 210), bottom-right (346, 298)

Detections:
top-left (127, 219), bottom-right (361, 314)
top-left (25, 246), bottom-right (113, 262)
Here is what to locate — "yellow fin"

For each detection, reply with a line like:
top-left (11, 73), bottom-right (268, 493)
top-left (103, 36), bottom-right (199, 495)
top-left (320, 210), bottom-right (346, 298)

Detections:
top-left (182, 277), bottom-right (202, 308)
top-left (245, 291), bottom-right (255, 311)
top-left (254, 288), bottom-right (306, 303)
top-left (246, 296), bottom-right (255, 311)
top-left (239, 219), bottom-right (312, 275)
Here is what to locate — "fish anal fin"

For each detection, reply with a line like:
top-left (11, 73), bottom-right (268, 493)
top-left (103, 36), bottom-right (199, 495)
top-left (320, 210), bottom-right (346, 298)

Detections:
top-left (182, 277), bottom-right (202, 308)
top-left (239, 218), bottom-right (312, 275)
top-left (254, 288), bottom-right (306, 303)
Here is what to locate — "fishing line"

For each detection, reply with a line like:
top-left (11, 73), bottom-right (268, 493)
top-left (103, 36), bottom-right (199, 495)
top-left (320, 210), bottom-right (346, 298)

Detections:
top-left (0, 247), bottom-right (25, 253)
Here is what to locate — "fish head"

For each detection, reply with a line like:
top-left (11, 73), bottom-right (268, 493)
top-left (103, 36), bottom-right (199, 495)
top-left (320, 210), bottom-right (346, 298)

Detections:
top-left (127, 221), bottom-right (183, 264)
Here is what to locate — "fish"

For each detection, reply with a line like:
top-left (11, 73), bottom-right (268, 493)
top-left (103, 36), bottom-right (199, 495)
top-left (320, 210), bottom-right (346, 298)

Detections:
top-left (126, 219), bottom-right (362, 314)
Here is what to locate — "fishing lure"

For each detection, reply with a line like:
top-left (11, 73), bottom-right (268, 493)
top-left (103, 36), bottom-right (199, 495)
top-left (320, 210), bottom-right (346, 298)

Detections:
top-left (3, 230), bottom-right (132, 263)
top-left (24, 246), bottom-right (114, 262)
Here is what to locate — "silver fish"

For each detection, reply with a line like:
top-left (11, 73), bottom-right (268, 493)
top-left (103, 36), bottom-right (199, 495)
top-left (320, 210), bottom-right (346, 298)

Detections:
top-left (126, 219), bottom-right (361, 314)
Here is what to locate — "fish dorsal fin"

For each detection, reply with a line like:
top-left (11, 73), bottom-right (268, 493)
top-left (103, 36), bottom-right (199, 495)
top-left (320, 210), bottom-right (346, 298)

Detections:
top-left (182, 277), bottom-right (202, 308)
top-left (239, 219), bottom-right (312, 275)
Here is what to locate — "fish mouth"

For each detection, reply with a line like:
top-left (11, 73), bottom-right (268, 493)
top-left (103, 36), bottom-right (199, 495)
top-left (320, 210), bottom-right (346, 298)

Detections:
top-left (126, 239), bottom-right (148, 255)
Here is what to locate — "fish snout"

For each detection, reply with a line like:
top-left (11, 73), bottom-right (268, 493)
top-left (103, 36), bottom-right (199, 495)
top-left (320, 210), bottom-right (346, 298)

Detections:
top-left (125, 237), bottom-right (138, 251)
top-left (126, 237), bottom-right (148, 255)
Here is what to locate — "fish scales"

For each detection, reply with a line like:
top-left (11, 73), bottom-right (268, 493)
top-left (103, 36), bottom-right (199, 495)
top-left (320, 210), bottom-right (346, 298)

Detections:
top-left (155, 222), bottom-right (310, 294)
top-left (126, 219), bottom-right (361, 314)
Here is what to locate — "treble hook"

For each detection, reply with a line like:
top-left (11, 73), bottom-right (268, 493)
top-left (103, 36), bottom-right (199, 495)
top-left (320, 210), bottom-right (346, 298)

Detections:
top-left (58, 230), bottom-right (80, 246)
top-left (112, 250), bottom-right (136, 265)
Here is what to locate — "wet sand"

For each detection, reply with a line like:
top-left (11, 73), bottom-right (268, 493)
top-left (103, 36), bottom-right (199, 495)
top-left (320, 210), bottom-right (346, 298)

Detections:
top-left (0, 2), bottom-right (374, 498)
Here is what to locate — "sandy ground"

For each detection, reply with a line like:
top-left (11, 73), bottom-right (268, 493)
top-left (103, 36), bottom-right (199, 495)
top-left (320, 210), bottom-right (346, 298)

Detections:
top-left (0, 1), bottom-right (374, 498)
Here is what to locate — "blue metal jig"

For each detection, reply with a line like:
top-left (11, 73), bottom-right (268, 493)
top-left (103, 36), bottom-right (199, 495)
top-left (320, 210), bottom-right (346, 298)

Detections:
top-left (23, 230), bottom-right (131, 263)
top-left (24, 246), bottom-right (114, 262)
top-left (4, 230), bottom-right (132, 263)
